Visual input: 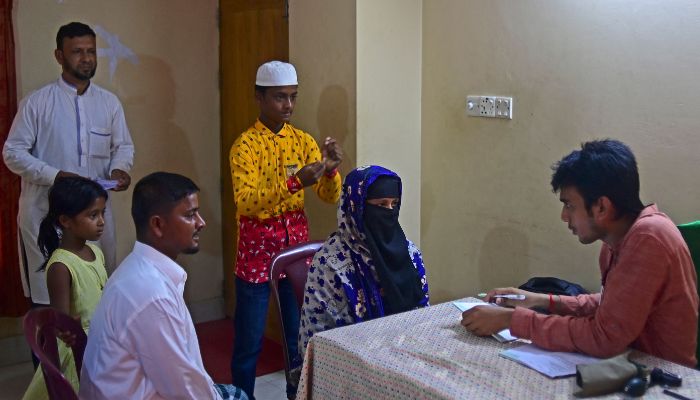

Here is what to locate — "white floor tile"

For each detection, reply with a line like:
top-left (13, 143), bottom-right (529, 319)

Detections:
top-left (253, 379), bottom-right (286, 400)
top-left (257, 370), bottom-right (285, 384)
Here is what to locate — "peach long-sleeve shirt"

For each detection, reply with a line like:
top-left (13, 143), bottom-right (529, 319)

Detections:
top-left (510, 205), bottom-right (698, 367)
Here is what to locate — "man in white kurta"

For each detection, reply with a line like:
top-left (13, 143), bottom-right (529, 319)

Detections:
top-left (2, 22), bottom-right (134, 305)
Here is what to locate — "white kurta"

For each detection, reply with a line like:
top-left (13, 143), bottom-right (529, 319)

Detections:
top-left (2, 77), bottom-right (134, 304)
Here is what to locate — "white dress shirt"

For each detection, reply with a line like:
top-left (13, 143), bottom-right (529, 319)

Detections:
top-left (80, 242), bottom-right (221, 400)
top-left (2, 78), bottom-right (134, 303)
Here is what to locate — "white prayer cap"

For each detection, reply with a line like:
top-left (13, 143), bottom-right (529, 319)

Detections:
top-left (255, 61), bottom-right (298, 86)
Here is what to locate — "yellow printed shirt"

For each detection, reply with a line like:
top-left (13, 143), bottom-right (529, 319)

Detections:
top-left (229, 120), bottom-right (341, 283)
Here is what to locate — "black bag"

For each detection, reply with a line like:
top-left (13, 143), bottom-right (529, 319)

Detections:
top-left (518, 276), bottom-right (589, 296)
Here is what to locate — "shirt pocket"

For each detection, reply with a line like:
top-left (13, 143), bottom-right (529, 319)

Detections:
top-left (89, 127), bottom-right (111, 158)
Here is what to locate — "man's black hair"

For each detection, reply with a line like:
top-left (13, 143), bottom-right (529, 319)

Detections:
top-left (131, 172), bottom-right (200, 237)
top-left (551, 139), bottom-right (644, 219)
top-left (56, 22), bottom-right (96, 50)
top-left (255, 85), bottom-right (268, 95)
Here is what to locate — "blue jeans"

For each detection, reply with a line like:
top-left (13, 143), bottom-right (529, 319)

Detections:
top-left (231, 277), bottom-right (300, 400)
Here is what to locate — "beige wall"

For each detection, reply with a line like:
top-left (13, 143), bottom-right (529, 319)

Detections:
top-left (290, 1), bottom-right (700, 305)
top-left (13, 0), bottom-right (697, 322)
top-left (289, 0), bottom-right (423, 244)
top-left (14, 0), bottom-right (223, 321)
top-left (422, 1), bottom-right (700, 303)
top-left (289, 0), bottom-right (357, 240)
top-left (357, 0), bottom-right (423, 244)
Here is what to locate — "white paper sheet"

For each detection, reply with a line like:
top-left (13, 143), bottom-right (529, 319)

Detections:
top-left (95, 179), bottom-right (119, 190)
top-left (500, 343), bottom-right (601, 378)
top-left (453, 301), bottom-right (518, 342)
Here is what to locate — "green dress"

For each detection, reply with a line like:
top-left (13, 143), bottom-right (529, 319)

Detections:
top-left (22, 244), bottom-right (108, 400)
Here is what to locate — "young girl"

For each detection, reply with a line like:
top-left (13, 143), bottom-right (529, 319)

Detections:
top-left (22, 177), bottom-right (109, 400)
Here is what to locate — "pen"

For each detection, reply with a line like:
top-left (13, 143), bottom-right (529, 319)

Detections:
top-left (663, 389), bottom-right (692, 400)
top-left (493, 294), bottom-right (526, 300)
top-left (477, 293), bottom-right (526, 300)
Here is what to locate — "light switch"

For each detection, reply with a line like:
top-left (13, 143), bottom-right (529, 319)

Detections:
top-left (466, 95), bottom-right (513, 119)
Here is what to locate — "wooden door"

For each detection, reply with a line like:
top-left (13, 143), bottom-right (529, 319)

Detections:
top-left (220, 0), bottom-right (288, 337)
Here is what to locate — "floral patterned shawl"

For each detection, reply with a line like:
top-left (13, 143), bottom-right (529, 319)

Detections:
top-left (298, 165), bottom-right (429, 358)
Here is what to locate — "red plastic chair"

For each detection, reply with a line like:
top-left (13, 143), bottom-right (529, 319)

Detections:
top-left (269, 240), bottom-right (324, 382)
top-left (23, 308), bottom-right (87, 400)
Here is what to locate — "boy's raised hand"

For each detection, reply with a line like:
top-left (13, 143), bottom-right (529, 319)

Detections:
top-left (321, 137), bottom-right (343, 172)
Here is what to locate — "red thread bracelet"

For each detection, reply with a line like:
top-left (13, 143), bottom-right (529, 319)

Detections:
top-left (548, 293), bottom-right (554, 313)
top-left (287, 176), bottom-right (303, 194)
top-left (324, 168), bottom-right (338, 178)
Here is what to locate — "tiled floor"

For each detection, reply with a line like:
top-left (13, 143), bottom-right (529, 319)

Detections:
top-left (254, 369), bottom-right (287, 399)
top-left (0, 361), bottom-right (287, 400)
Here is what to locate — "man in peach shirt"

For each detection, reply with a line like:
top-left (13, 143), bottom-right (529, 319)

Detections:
top-left (462, 139), bottom-right (698, 367)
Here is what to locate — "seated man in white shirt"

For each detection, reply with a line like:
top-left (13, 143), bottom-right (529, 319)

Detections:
top-left (80, 172), bottom-right (247, 400)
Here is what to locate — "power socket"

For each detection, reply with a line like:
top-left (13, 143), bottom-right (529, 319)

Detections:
top-left (495, 97), bottom-right (512, 119)
top-left (466, 95), bottom-right (513, 119)
top-left (479, 96), bottom-right (496, 117)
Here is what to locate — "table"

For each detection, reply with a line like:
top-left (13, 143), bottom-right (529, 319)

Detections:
top-left (296, 298), bottom-right (700, 399)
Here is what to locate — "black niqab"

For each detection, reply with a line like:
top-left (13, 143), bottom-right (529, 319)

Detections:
top-left (363, 177), bottom-right (424, 314)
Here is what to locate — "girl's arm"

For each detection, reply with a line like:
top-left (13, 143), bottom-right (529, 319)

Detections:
top-left (47, 262), bottom-right (72, 315)
top-left (47, 262), bottom-right (78, 345)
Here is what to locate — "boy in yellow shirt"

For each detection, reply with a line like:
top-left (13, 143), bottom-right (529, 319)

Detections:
top-left (229, 61), bottom-right (342, 399)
